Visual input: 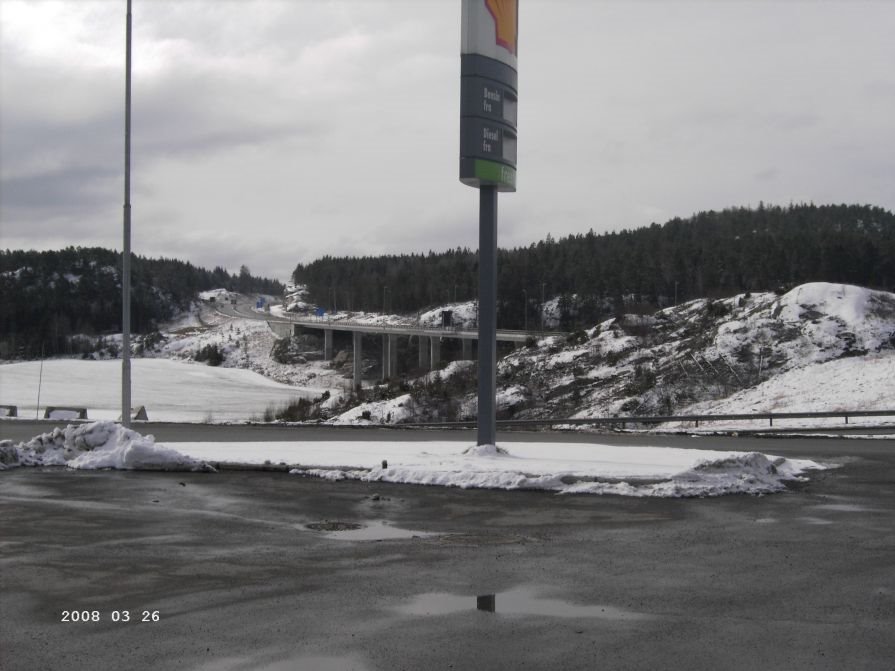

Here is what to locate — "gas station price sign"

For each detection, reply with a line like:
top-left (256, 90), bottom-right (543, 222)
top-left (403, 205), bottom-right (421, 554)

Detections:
top-left (460, 0), bottom-right (518, 192)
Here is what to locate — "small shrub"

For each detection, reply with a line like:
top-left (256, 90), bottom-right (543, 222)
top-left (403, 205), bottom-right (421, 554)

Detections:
top-left (195, 343), bottom-right (224, 366)
top-left (623, 364), bottom-right (656, 396)
top-left (704, 300), bottom-right (731, 319)
top-left (566, 330), bottom-right (588, 345)
top-left (270, 336), bottom-right (309, 364)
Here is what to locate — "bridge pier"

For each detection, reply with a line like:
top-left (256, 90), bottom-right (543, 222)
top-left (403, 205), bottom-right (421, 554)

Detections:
top-left (352, 331), bottom-right (363, 390)
top-left (418, 336), bottom-right (430, 370)
top-left (462, 338), bottom-right (473, 360)
top-left (381, 334), bottom-right (398, 381)
top-left (324, 329), bottom-right (333, 360)
top-left (388, 335), bottom-right (398, 379)
top-left (430, 336), bottom-right (441, 370)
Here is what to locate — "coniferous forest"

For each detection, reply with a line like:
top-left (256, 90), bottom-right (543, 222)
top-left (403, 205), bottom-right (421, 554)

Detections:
top-left (293, 204), bottom-right (895, 329)
top-left (0, 247), bottom-right (283, 358)
top-left (3, 204), bottom-right (894, 360)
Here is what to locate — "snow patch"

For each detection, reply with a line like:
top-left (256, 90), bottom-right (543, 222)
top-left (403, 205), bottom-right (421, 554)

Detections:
top-left (418, 301), bottom-right (478, 329)
top-left (326, 394), bottom-right (414, 425)
top-left (198, 288), bottom-right (232, 301)
top-left (165, 440), bottom-right (834, 498)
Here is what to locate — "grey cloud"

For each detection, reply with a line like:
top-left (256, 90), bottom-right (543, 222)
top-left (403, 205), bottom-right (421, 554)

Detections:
top-left (1, 58), bottom-right (324, 236)
top-left (753, 168), bottom-right (778, 183)
top-left (1, 164), bottom-right (117, 216)
top-left (2, 0), bottom-right (894, 282)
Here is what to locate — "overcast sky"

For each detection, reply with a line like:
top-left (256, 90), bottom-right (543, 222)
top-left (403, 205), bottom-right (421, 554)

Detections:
top-left (2, 0), bottom-right (893, 281)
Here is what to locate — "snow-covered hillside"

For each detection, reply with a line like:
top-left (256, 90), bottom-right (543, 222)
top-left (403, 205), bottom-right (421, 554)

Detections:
top-left (146, 300), bottom-right (349, 390)
top-left (328, 283), bottom-right (894, 426)
top-left (491, 282), bottom-right (894, 421)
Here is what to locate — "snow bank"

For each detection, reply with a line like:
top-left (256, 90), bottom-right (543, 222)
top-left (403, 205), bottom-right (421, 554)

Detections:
top-left (0, 422), bottom-right (212, 471)
top-left (563, 452), bottom-right (812, 497)
top-left (167, 439), bottom-right (828, 498)
top-left (289, 444), bottom-right (823, 497)
top-left (463, 444), bottom-right (509, 457)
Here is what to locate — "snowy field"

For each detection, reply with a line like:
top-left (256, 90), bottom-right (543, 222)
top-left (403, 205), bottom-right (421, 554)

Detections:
top-left (0, 359), bottom-right (327, 423)
top-left (1, 421), bottom-right (829, 497)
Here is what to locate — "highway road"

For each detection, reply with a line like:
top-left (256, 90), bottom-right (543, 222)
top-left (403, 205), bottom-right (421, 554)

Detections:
top-left (2, 418), bottom-right (893, 459)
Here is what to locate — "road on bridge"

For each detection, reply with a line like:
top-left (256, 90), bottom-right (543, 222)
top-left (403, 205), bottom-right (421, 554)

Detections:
top-left (217, 297), bottom-right (556, 343)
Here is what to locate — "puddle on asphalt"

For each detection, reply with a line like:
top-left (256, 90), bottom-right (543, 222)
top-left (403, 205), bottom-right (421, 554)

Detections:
top-left (306, 521), bottom-right (363, 532)
top-left (394, 586), bottom-right (651, 620)
top-left (799, 516), bottom-right (834, 525)
top-left (306, 520), bottom-right (435, 541)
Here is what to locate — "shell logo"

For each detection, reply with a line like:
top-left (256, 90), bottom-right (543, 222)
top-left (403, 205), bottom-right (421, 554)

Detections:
top-left (484, 0), bottom-right (517, 55)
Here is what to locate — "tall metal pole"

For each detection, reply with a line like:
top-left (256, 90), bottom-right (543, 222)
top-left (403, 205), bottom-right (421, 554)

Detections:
top-left (477, 185), bottom-right (498, 446)
top-left (121, 0), bottom-right (133, 428)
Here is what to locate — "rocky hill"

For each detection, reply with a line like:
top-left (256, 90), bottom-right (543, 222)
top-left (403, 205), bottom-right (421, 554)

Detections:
top-left (495, 282), bottom-right (894, 420)
top-left (329, 282), bottom-right (895, 425)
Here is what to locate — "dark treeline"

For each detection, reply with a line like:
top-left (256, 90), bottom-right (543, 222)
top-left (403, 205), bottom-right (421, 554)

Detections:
top-left (293, 203), bottom-right (895, 329)
top-left (1, 247), bottom-right (283, 358)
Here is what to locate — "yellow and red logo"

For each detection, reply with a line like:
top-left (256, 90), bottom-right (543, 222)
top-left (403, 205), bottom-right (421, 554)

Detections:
top-left (485, 0), bottom-right (517, 55)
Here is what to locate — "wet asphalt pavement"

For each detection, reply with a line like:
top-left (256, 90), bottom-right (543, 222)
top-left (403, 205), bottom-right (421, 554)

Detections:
top-left (1, 433), bottom-right (894, 671)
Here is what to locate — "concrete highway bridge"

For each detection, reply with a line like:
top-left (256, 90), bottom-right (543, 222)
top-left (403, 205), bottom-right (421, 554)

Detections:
top-left (219, 302), bottom-right (561, 389)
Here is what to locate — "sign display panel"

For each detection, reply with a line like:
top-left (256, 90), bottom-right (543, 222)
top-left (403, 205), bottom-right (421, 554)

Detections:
top-left (461, 0), bottom-right (518, 69)
top-left (460, 0), bottom-right (518, 192)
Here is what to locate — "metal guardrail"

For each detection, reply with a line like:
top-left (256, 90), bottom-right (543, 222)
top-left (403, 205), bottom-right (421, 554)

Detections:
top-left (399, 409), bottom-right (895, 429)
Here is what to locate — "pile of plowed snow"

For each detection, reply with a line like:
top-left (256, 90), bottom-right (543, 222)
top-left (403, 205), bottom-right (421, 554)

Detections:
top-left (0, 421), bottom-right (212, 471)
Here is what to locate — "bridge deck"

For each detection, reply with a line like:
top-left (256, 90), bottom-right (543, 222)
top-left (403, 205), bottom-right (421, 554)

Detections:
top-left (227, 306), bottom-right (561, 343)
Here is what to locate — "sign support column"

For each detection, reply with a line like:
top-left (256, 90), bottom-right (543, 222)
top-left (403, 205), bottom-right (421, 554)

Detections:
top-left (460, 0), bottom-right (518, 446)
top-left (477, 185), bottom-right (498, 446)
